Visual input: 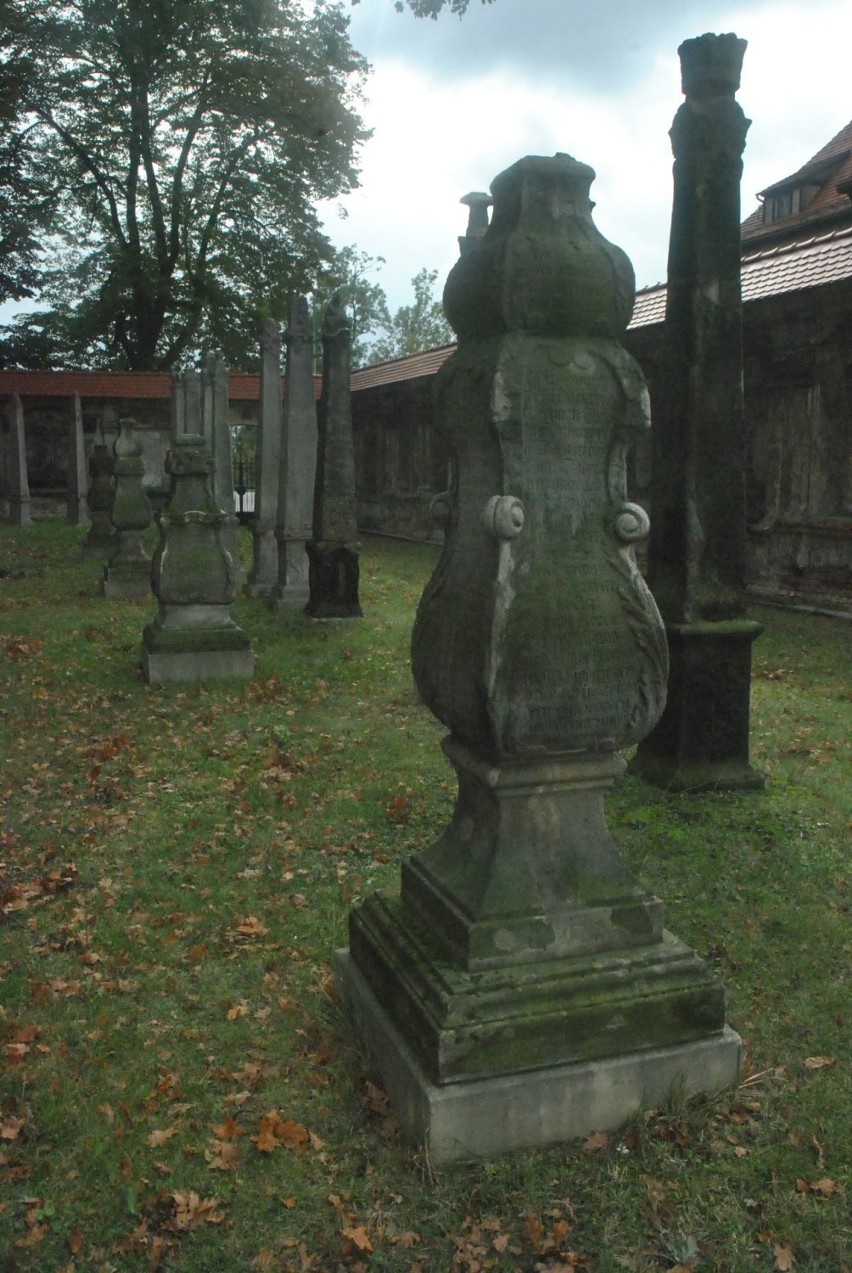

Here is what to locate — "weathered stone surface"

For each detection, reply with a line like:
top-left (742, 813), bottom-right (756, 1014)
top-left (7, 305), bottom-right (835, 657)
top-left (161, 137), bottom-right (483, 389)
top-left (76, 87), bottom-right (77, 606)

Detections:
top-left (340, 152), bottom-right (739, 1156)
top-left (142, 434), bottom-right (253, 683)
top-left (337, 950), bottom-right (742, 1162)
top-left (270, 297), bottom-right (318, 609)
top-left (633, 32), bottom-right (764, 791)
top-left (102, 418), bottom-right (153, 598)
top-left (245, 319), bottom-right (282, 595)
top-left (81, 432), bottom-right (116, 557)
top-left (5, 395), bottom-right (32, 526)
top-left (66, 392), bottom-right (89, 525)
top-left (305, 294), bottom-right (362, 618)
top-left (205, 351), bottom-right (241, 580)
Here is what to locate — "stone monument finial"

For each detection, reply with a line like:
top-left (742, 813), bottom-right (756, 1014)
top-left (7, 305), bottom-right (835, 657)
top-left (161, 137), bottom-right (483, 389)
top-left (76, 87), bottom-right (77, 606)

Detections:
top-left (458, 191), bottom-right (492, 255)
top-left (678, 32), bottom-right (747, 98)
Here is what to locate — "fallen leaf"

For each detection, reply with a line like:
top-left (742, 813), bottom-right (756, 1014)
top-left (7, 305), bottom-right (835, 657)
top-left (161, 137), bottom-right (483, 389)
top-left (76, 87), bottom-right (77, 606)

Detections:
top-left (583, 1130), bottom-right (609, 1153)
top-left (146, 1125), bottom-right (179, 1148)
top-left (167, 1190), bottom-right (224, 1231)
top-left (803, 1056), bottom-right (835, 1069)
top-left (0, 1114), bottom-right (25, 1141)
top-left (773, 1242), bottom-right (795, 1271)
top-left (342, 1224), bottom-right (373, 1252)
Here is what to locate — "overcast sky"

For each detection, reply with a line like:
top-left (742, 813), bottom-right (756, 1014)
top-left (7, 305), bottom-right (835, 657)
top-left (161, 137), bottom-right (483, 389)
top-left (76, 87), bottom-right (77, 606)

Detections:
top-left (322, 0), bottom-right (852, 314)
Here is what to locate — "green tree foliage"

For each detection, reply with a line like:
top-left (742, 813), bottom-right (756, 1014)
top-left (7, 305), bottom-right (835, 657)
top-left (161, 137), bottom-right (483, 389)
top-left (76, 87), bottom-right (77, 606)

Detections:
top-left (392, 0), bottom-right (494, 16)
top-left (1, 0), bottom-right (368, 370)
top-left (312, 245), bottom-right (391, 369)
top-left (369, 267), bottom-right (453, 363)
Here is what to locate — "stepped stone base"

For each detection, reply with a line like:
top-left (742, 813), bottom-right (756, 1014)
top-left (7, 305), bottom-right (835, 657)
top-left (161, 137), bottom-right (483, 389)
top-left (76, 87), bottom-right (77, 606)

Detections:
top-left (102, 565), bottom-right (150, 599)
top-left (336, 949), bottom-right (741, 1162)
top-left (141, 605), bottom-right (253, 683)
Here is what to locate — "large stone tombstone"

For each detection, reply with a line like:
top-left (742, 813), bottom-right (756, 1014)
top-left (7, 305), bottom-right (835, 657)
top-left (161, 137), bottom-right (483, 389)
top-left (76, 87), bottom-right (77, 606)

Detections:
top-left (66, 392), bottom-right (89, 525)
top-left (304, 295), bottom-right (362, 619)
top-left (142, 434), bottom-right (253, 683)
top-left (102, 417), bottom-right (153, 598)
top-left (5, 395), bottom-right (32, 526)
top-left (632, 34), bottom-right (763, 792)
top-left (337, 153), bottom-right (740, 1161)
top-left (245, 318), bottom-right (282, 595)
top-left (269, 296), bottom-right (318, 610)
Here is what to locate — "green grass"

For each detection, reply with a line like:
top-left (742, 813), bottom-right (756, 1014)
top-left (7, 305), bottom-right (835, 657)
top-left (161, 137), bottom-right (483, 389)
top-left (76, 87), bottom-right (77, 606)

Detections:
top-left (1, 520), bottom-right (849, 1272)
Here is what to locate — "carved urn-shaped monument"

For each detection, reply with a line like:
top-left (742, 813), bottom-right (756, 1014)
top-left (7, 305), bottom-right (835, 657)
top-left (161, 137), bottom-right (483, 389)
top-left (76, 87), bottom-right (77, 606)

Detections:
top-left (337, 154), bottom-right (741, 1161)
top-left (141, 434), bottom-right (253, 684)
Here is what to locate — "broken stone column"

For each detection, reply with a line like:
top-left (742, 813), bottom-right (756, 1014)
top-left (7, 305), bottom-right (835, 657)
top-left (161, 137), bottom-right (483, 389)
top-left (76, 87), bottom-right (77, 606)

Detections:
top-left (170, 370), bottom-right (185, 444)
top-left (81, 424), bottom-right (116, 557)
top-left (632, 33), bottom-right (764, 792)
top-left (337, 153), bottom-right (740, 1162)
top-left (269, 297), bottom-right (318, 610)
top-left (102, 417), bottom-right (153, 598)
top-left (66, 392), bottom-right (89, 525)
top-left (182, 370), bottom-right (202, 439)
top-left (5, 395), bottom-right (32, 526)
top-left (245, 319), bottom-right (282, 595)
top-left (142, 434), bottom-right (253, 683)
top-left (304, 295), bottom-right (362, 619)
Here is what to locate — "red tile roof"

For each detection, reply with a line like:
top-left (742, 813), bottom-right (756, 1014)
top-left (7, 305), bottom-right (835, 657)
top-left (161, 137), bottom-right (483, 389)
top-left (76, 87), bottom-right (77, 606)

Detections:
top-left (0, 370), bottom-right (321, 401)
top-left (350, 343), bottom-right (455, 391)
top-left (741, 118), bottom-right (852, 243)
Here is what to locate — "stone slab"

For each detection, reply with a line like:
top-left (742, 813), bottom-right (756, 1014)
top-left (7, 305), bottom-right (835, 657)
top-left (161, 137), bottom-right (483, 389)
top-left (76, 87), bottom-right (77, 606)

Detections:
top-left (102, 576), bottom-right (151, 599)
top-left (336, 948), bottom-right (742, 1163)
top-left (141, 645), bottom-right (254, 684)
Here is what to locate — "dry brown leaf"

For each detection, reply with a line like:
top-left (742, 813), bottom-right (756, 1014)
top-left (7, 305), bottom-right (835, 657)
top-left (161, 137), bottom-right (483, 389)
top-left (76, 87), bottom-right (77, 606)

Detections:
top-left (803, 1055), bottom-right (835, 1069)
top-left (583, 1130), bottom-right (609, 1153)
top-left (206, 1139), bottom-right (239, 1171)
top-left (167, 1190), bottom-right (224, 1231)
top-left (146, 1125), bottom-right (179, 1148)
top-left (773, 1242), bottom-right (795, 1271)
top-left (342, 1224), bottom-right (373, 1252)
top-left (0, 1113), bottom-right (25, 1141)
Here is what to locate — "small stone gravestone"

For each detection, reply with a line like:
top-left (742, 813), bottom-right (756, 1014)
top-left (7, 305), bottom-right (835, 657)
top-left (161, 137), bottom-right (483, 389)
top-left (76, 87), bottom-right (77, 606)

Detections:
top-left (81, 425), bottom-right (117, 558)
top-left (337, 153), bottom-right (740, 1162)
top-left (102, 417), bottom-right (153, 598)
top-left (305, 294), bottom-right (362, 619)
top-left (142, 434), bottom-right (253, 683)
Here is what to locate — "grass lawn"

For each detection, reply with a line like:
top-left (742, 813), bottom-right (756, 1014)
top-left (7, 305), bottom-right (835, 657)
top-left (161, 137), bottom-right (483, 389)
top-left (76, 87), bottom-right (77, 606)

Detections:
top-left (0, 519), bottom-right (849, 1273)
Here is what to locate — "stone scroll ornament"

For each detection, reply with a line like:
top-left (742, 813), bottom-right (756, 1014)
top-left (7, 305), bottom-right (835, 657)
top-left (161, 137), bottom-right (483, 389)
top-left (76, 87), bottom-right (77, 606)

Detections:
top-left (141, 435), bottom-right (253, 684)
top-left (339, 153), bottom-right (741, 1162)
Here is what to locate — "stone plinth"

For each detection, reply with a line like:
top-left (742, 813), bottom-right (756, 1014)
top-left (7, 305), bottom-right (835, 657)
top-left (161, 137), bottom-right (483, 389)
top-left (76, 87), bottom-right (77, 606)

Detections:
top-left (338, 152), bottom-right (740, 1160)
top-left (337, 952), bottom-right (741, 1162)
top-left (102, 418), bottom-right (152, 598)
top-left (633, 33), bottom-right (763, 792)
top-left (142, 434), bottom-right (252, 684)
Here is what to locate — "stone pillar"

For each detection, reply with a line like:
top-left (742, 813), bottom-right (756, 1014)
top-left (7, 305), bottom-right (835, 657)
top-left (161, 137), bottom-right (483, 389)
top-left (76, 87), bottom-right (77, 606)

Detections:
top-left (5, 395), bottom-right (32, 525)
top-left (102, 417), bottom-right (153, 598)
top-left (142, 434), bottom-right (254, 683)
top-left (182, 370), bottom-right (202, 439)
top-left (336, 154), bottom-right (740, 1162)
top-left (458, 191), bottom-right (492, 255)
top-left (632, 33), bottom-right (764, 792)
top-left (81, 425), bottom-right (116, 558)
top-left (207, 351), bottom-right (241, 580)
top-left (304, 295), bottom-right (362, 619)
top-left (269, 297), bottom-right (318, 610)
top-left (66, 392), bottom-right (89, 525)
top-left (244, 319), bottom-right (282, 595)
top-left (170, 370), bottom-right (185, 444)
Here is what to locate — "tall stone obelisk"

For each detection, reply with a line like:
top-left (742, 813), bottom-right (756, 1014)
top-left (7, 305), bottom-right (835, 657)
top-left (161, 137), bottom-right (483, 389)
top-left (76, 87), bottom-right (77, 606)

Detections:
top-left (6, 395), bottom-right (32, 526)
top-left (632, 33), bottom-right (764, 792)
top-left (337, 154), bottom-right (740, 1161)
top-left (245, 319), bottom-right (282, 595)
top-left (269, 297), bottom-right (318, 610)
top-left (304, 295), bottom-right (362, 619)
top-left (66, 392), bottom-right (89, 525)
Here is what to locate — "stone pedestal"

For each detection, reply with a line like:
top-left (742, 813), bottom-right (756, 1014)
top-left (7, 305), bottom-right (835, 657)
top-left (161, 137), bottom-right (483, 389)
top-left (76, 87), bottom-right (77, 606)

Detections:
top-left (631, 620), bottom-right (765, 791)
top-left (338, 153), bottom-right (740, 1160)
top-left (633, 33), bottom-right (763, 791)
top-left (142, 434), bottom-right (253, 684)
top-left (305, 295), bottom-right (362, 619)
top-left (102, 418), bottom-right (152, 598)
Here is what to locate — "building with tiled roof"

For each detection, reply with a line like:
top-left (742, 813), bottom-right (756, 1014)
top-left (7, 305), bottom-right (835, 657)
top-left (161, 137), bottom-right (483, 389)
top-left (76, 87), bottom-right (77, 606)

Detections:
top-left (350, 120), bottom-right (852, 613)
